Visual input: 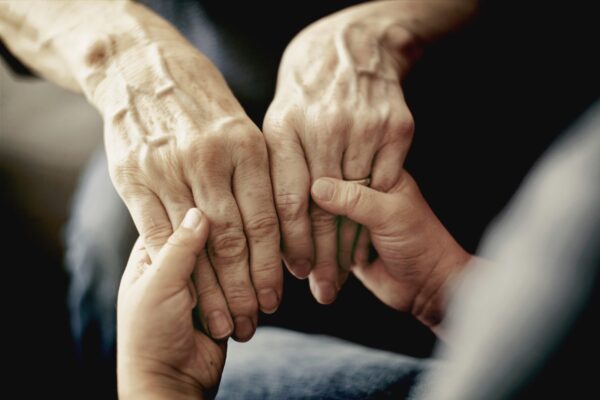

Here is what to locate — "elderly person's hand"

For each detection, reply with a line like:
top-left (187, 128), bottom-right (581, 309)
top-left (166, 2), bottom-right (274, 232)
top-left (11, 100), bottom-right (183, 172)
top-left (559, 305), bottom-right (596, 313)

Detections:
top-left (263, 0), bottom-right (477, 304)
top-left (118, 209), bottom-right (222, 400)
top-left (311, 172), bottom-right (471, 332)
top-left (94, 4), bottom-right (282, 343)
top-left (0, 0), bottom-right (282, 342)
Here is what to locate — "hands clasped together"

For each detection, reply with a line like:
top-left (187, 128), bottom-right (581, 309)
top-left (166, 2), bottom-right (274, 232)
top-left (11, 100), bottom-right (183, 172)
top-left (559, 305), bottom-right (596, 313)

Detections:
top-left (118, 171), bottom-right (471, 399)
top-left (97, 1), bottom-right (425, 343)
top-left (110, 3), bottom-right (475, 397)
top-left (0, 1), bottom-right (478, 398)
top-left (106, 6), bottom-right (475, 397)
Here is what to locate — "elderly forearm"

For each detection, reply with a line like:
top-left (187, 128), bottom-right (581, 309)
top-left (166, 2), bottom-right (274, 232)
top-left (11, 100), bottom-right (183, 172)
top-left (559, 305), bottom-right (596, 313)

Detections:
top-left (0, 1), bottom-right (149, 92)
top-left (0, 0), bottom-right (223, 115)
top-left (374, 0), bottom-right (478, 42)
top-left (313, 0), bottom-right (478, 76)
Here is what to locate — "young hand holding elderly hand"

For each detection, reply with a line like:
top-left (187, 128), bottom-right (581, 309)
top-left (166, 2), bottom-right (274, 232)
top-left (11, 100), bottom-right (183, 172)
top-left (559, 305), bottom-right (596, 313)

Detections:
top-left (311, 173), bottom-right (472, 332)
top-left (118, 209), bottom-right (223, 400)
top-left (118, 170), bottom-right (472, 398)
top-left (263, 0), bottom-right (476, 304)
top-left (0, 0), bottom-right (477, 338)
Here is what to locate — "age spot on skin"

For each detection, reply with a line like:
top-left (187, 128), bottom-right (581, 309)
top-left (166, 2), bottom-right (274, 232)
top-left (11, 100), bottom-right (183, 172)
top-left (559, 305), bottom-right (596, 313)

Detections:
top-left (84, 39), bottom-right (111, 68)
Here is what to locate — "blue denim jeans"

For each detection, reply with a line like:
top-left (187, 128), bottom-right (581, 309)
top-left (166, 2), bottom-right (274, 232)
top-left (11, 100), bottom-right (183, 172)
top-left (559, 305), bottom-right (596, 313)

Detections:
top-left (218, 327), bottom-right (430, 400)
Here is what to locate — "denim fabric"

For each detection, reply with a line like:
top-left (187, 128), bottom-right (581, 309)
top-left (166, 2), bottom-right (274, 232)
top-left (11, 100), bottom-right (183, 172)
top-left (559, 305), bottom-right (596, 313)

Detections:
top-left (218, 327), bottom-right (431, 400)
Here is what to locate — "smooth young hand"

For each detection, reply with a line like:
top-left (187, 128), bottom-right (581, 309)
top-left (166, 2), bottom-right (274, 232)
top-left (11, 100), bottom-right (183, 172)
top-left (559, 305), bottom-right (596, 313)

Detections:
top-left (311, 173), bottom-right (471, 331)
top-left (117, 209), bottom-right (223, 400)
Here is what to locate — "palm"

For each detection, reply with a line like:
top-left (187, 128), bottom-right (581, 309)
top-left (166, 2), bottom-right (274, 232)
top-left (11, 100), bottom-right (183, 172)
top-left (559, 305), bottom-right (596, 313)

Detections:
top-left (151, 287), bottom-right (226, 391)
top-left (190, 333), bottom-right (227, 390)
top-left (351, 175), bottom-right (447, 313)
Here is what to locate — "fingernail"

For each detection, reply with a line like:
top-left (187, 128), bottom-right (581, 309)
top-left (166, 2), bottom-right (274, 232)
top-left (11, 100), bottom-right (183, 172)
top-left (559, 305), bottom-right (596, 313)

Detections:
top-left (182, 208), bottom-right (202, 229)
top-left (258, 289), bottom-right (279, 314)
top-left (234, 316), bottom-right (255, 342)
top-left (315, 281), bottom-right (337, 304)
top-left (293, 260), bottom-right (312, 279)
top-left (312, 179), bottom-right (334, 201)
top-left (207, 310), bottom-right (233, 339)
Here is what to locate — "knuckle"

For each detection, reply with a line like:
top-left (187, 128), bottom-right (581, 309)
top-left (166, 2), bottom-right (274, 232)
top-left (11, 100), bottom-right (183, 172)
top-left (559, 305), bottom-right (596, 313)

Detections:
top-left (323, 106), bottom-right (351, 134)
top-left (142, 222), bottom-right (173, 247)
top-left (311, 208), bottom-right (337, 235)
top-left (209, 227), bottom-right (248, 263)
top-left (263, 106), bottom-right (295, 134)
top-left (167, 227), bottom-right (200, 250)
top-left (110, 158), bottom-right (140, 188)
top-left (237, 126), bottom-right (265, 147)
top-left (244, 213), bottom-right (279, 237)
top-left (196, 284), bottom-right (223, 302)
top-left (180, 136), bottom-right (219, 164)
top-left (276, 193), bottom-right (308, 223)
top-left (353, 124), bottom-right (375, 141)
top-left (251, 263), bottom-right (284, 290)
top-left (391, 112), bottom-right (415, 139)
top-left (234, 129), bottom-right (269, 166)
top-left (252, 260), bottom-right (283, 277)
top-left (224, 284), bottom-right (258, 312)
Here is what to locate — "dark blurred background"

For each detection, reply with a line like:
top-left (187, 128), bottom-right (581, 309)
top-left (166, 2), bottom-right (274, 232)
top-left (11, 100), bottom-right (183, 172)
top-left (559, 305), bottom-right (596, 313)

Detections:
top-left (2, 1), bottom-right (598, 398)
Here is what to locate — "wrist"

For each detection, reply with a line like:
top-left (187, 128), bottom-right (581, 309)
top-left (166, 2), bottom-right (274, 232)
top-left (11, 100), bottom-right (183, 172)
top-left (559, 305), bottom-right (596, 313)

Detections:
top-left (411, 232), bottom-right (472, 331)
top-left (119, 356), bottom-right (204, 400)
top-left (287, 4), bottom-right (421, 81)
top-left (51, 1), bottom-right (208, 114)
top-left (333, 3), bottom-right (424, 78)
top-left (321, 0), bottom-right (478, 77)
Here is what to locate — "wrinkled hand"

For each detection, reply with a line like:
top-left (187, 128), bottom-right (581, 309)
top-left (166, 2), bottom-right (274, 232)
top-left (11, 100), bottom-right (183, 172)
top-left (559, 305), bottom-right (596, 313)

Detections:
top-left (94, 35), bottom-right (281, 342)
top-left (263, 5), bottom-right (419, 303)
top-left (311, 173), bottom-right (471, 330)
top-left (117, 209), bottom-right (222, 399)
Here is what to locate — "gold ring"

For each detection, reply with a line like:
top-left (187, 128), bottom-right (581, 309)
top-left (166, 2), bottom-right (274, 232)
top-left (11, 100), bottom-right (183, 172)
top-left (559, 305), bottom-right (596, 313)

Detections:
top-left (346, 177), bottom-right (371, 187)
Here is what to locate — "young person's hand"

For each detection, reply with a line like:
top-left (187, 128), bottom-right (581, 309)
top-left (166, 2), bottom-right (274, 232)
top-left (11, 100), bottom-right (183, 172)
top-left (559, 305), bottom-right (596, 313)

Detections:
top-left (312, 172), bottom-right (471, 331)
top-left (117, 209), bottom-right (224, 400)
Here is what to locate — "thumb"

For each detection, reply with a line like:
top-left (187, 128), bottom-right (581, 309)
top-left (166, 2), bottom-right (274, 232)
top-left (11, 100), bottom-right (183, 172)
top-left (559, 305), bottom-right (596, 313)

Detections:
top-left (311, 178), bottom-right (390, 229)
top-left (150, 208), bottom-right (209, 286)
